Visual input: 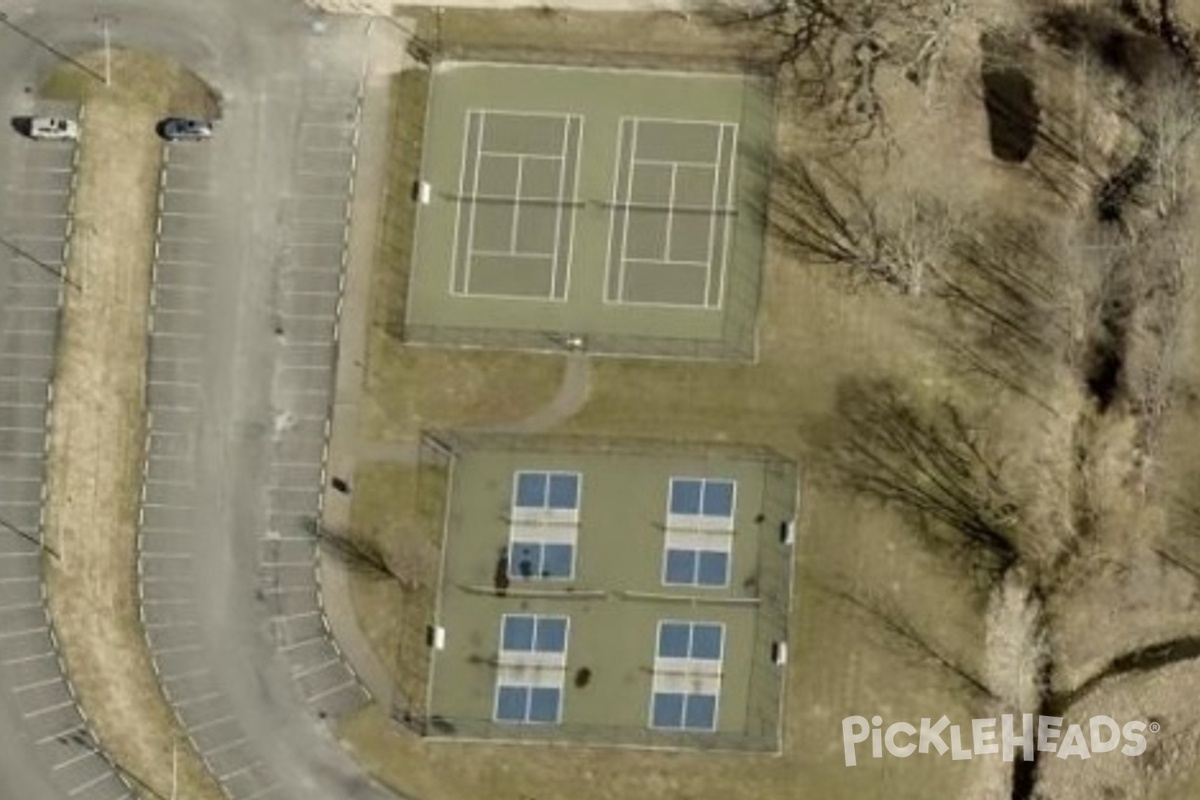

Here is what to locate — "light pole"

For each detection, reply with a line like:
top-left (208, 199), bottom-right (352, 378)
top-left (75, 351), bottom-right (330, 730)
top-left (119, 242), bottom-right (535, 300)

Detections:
top-left (95, 16), bottom-right (116, 87)
top-left (102, 17), bottom-right (110, 86)
top-left (0, 12), bottom-right (106, 84)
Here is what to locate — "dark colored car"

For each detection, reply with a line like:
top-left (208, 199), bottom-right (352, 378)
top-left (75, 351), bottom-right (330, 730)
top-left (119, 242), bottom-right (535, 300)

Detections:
top-left (159, 117), bottom-right (213, 142)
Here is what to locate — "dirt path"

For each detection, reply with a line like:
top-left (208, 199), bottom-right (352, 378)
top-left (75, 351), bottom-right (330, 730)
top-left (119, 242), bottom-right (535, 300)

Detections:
top-left (41, 52), bottom-right (223, 800)
top-left (487, 352), bottom-right (592, 433)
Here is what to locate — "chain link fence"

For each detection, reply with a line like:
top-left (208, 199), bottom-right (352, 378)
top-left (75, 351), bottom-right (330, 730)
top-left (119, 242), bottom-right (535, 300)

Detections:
top-left (393, 431), bottom-right (798, 752)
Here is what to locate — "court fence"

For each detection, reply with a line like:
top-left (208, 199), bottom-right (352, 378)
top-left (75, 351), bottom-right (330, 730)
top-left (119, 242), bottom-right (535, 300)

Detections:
top-left (408, 37), bottom-right (778, 79)
top-left (396, 31), bottom-right (776, 363)
top-left (391, 431), bottom-right (798, 752)
top-left (389, 435), bottom-right (456, 731)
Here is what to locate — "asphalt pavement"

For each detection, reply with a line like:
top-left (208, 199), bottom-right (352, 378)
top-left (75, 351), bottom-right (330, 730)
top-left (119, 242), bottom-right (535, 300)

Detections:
top-left (0, 1), bottom-right (402, 798)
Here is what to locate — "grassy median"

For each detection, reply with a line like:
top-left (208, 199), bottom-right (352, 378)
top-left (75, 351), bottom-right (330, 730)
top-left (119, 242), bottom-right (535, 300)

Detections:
top-left (41, 50), bottom-right (223, 800)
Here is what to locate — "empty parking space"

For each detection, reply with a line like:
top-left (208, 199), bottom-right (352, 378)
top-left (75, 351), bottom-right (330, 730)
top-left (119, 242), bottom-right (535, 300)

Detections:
top-left (253, 67), bottom-right (367, 719)
top-left (137, 142), bottom-right (281, 800)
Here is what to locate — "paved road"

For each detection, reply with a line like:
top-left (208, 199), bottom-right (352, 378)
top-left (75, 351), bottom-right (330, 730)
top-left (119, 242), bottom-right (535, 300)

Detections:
top-left (0, 1), bottom-right (398, 798)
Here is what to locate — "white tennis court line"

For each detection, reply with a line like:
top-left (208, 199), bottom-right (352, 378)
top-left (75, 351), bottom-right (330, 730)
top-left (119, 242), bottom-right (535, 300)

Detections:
top-left (604, 116), bottom-right (738, 310)
top-left (509, 155), bottom-right (525, 254)
top-left (551, 117), bottom-right (568, 300)
top-left (447, 108), bottom-right (474, 297)
top-left (562, 116), bottom-right (584, 303)
top-left (617, 119), bottom-right (638, 303)
top-left (713, 122), bottom-right (740, 311)
top-left (470, 248), bottom-right (555, 259)
top-left (478, 149), bottom-right (563, 161)
top-left (704, 126), bottom-right (724, 307)
top-left (665, 164), bottom-right (677, 263)
top-left (633, 156), bottom-right (722, 169)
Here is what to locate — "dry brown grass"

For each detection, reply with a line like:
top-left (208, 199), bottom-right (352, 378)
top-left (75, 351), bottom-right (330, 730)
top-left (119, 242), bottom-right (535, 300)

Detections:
top-left (41, 51), bottom-right (223, 800)
top-left (399, 4), bottom-right (761, 71)
top-left (344, 461), bottom-right (444, 715)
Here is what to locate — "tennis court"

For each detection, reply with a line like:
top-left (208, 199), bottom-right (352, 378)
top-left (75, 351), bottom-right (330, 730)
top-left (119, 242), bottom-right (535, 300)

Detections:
top-left (606, 118), bottom-right (737, 308)
top-left (405, 63), bottom-right (773, 358)
top-left (452, 111), bottom-right (583, 300)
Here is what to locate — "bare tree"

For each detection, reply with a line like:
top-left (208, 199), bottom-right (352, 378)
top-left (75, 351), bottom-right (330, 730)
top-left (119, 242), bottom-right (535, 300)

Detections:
top-left (830, 377), bottom-right (1200, 800)
top-left (1137, 68), bottom-right (1200, 216)
top-left (702, 0), bottom-right (965, 146)
top-left (766, 155), bottom-right (954, 294)
top-left (305, 518), bottom-right (402, 583)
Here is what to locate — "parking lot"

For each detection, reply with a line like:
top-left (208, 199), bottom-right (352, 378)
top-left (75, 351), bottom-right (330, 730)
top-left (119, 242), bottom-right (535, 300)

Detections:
top-left (0, 114), bottom-right (132, 799)
top-left (138, 141), bottom-right (283, 800)
top-left (259, 48), bottom-right (370, 721)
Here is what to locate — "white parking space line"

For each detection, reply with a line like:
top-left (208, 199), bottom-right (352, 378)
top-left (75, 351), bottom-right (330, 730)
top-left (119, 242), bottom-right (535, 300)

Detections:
top-left (219, 761), bottom-right (263, 782)
top-left (53, 748), bottom-right (98, 771)
top-left (36, 726), bottom-right (86, 746)
top-left (190, 715), bottom-right (235, 733)
top-left (204, 737), bottom-right (247, 757)
top-left (277, 637), bottom-right (323, 653)
top-left (148, 643), bottom-right (202, 655)
top-left (173, 691), bottom-right (221, 708)
top-left (66, 770), bottom-right (112, 796)
top-left (292, 658), bottom-right (340, 680)
top-left (23, 700), bottom-right (75, 719)
top-left (241, 782), bottom-right (283, 800)
top-left (307, 680), bottom-right (357, 703)
top-left (0, 627), bottom-right (48, 639)
top-left (0, 647), bottom-right (51, 665)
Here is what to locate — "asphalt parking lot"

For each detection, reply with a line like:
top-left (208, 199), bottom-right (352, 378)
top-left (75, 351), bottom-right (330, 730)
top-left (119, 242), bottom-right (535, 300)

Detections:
top-left (139, 141), bottom-right (283, 800)
top-left (260, 46), bottom-right (370, 721)
top-left (0, 111), bottom-right (132, 799)
top-left (138, 46), bottom-right (371, 794)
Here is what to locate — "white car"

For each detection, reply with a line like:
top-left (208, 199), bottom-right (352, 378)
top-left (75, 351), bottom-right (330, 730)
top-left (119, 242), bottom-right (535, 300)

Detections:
top-left (29, 117), bottom-right (78, 141)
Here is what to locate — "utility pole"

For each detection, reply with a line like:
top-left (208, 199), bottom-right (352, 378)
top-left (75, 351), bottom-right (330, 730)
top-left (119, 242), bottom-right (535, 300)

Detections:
top-left (101, 17), bottom-right (111, 87)
top-left (0, 12), bottom-right (106, 84)
top-left (0, 233), bottom-right (82, 291)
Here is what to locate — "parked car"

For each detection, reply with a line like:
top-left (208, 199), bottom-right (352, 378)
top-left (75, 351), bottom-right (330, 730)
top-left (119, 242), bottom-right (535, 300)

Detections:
top-left (28, 117), bottom-right (77, 141)
top-left (159, 117), bottom-right (213, 142)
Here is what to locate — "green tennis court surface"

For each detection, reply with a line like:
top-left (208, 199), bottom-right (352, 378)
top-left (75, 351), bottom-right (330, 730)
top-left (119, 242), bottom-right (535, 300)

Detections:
top-left (405, 62), bottom-right (772, 358)
top-left (421, 434), bottom-right (797, 750)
